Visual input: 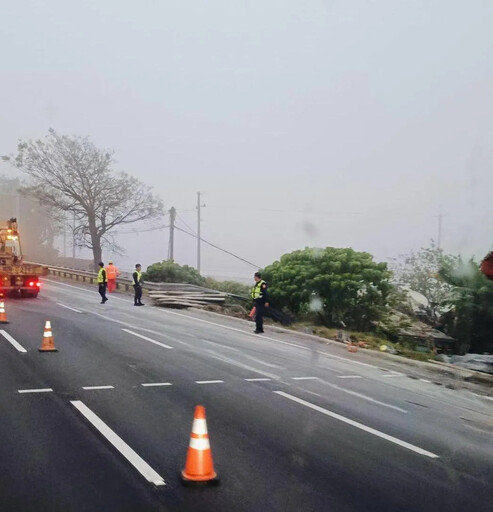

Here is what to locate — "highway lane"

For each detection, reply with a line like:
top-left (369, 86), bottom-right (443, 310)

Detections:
top-left (0, 280), bottom-right (492, 511)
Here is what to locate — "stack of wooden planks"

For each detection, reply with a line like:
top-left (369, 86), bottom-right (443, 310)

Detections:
top-left (148, 288), bottom-right (227, 308)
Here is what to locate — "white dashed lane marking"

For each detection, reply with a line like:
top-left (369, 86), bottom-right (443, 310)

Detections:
top-left (274, 391), bottom-right (438, 459)
top-left (337, 375), bottom-right (363, 379)
top-left (57, 303), bottom-right (83, 313)
top-left (71, 400), bottom-right (166, 487)
top-left (195, 380), bottom-right (224, 385)
top-left (141, 382), bottom-right (173, 387)
top-left (82, 385), bottom-right (115, 390)
top-left (0, 330), bottom-right (27, 353)
top-left (121, 329), bottom-right (173, 350)
top-left (18, 388), bottom-right (53, 393)
top-left (292, 377), bottom-right (318, 381)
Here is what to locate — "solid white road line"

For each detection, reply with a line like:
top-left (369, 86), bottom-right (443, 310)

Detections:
top-left (274, 391), bottom-right (439, 459)
top-left (45, 281), bottom-right (393, 375)
top-left (141, 382), bottom-right (173, 387)
top-left (201, 339), bottom-right (239, 351)
top-left (195, 380), bottom-right (224, 384)
top-left (205, 351), bottom-right (281, 380)
top-left (57, 303), bottom-right (83, 313)
top-left (158, 308), bottom-right (392, 372)
top-left (338, 375), bottom-right (363, 379)
top-left (70, 400), bottom-right (166, 486)
top-left (44, 280), bottom-right (129, 303)
top-left (45, 280), bottom-right (412, 379)
top-left (473, 393), bottom-right (493, 402)
top-left (245, 378), bottom-right (272, 382)
top-left (161, 308), bottom-right (310, 350)
top-left (318, 379), bottom-right (408, 413)
top-left (121, 329), bottom-right (173, 350)
top-left (91, 312), bottom-right (192, 347)
top-left (0, 330), bottom-right (28, 353)
top-left (292, 377), bottom-right (318, 381)
top-left (82, 385), bottom-right (115, 390)
top-left (240, 353), bottom-right (286, 369)
top-left (18, 388), bottom-right (53, 393)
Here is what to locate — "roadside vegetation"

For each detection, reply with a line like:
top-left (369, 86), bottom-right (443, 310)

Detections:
top-left (145, 244), bottom-right (493, 359)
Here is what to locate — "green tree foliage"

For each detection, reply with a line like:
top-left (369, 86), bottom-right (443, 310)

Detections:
top-left (439, 258), bottom-right (493, 354)
top-left (144, 260), bottom-right (206, 286)
top-left (391, 241), bottom-right (458, 321)
top-left (262, 247), bottom-right (392, 330)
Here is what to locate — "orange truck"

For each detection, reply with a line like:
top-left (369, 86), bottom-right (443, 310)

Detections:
top-left (0, 218), bottom-right (48, 298)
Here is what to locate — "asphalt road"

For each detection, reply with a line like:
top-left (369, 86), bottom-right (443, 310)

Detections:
top-left (0, 278), bottom-right (492, 512)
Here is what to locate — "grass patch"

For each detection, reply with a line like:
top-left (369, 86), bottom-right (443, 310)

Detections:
top-left (290, 322), bottom-right (433, 361)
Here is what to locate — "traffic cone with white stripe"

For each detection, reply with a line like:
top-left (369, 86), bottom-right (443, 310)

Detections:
top-left (181, 405), bottom-right (219, 486)
top-left (39, 320), bottom-right (57, 352)
top-left (0, 301), bottom-right (8, 324)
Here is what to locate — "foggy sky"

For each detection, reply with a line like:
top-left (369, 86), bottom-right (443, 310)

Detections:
top-left (1, 0), bottom-right (492, 279)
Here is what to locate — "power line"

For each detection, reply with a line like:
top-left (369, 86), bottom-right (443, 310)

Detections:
top-left (169, 207), bottom-right (176, 260)
top-left (116, 224), bottom-right (169, 235)
top-left (176, 212), bottom-right (196, 234)
top-left (174, 226), bottom-right (260, 269)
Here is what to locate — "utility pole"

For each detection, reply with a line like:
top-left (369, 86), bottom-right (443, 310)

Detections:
top-left (436, 209), bottom-right (446, 251)
top-left (196, 192), bottom-right (205, 273)
top-left (168, 206), bottom-right (176, 260)
top-left (437, 212), bottom-right (442, 250)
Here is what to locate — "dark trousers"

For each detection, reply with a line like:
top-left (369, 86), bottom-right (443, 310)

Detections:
top-left (254, 301), bottom-right (264, 332)
top-left (98, 283), bottom-right (107, 302)
top-left (133, 284), bottom-right (142, 304)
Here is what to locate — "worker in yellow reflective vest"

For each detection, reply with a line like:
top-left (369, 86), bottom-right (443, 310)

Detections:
top-left (97, 262), bottom-right (108, 304)
top-left (251, 271), bottom-right (269, 333)
top-left (133, 263), bottom-right (144, 306)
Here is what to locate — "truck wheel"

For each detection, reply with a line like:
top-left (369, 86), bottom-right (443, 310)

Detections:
top-left (21, 291), bottom-right (38, 298)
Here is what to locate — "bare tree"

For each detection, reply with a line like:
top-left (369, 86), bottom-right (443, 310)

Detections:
top-left (15, 129), bottom-right (164, 269)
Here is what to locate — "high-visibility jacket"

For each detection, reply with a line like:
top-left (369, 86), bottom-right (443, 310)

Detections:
top-left (251, 280), bottom-right (267, 300)
top-left (106, 264), bottom-right (120, 280)
top-left (133, 270), bottom-right (143, 286)
top-left (97, 268), bottom-right (107, 284)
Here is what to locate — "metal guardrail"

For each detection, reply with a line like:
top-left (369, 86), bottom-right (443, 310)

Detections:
top-left (33, 263), bottom-right (249, 299)
top-left (41, 264), bottom-right (162, 292)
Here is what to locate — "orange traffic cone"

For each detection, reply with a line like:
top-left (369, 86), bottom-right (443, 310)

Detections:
top-left (347, 343), bottom-right (357, 353)
top-left (181, 405), bottom-right (219, 486)
top-left (0, 301), bottom-right (9, 324)
top-left (39, 320), bottom-right (57, 352)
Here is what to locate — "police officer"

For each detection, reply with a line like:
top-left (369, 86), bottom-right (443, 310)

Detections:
top-left (97, 262), bottom-right (108, 304)
top-left (133, 263), bottom-right (144, 306)
top-left (251, 271), bottom-right (269, 333)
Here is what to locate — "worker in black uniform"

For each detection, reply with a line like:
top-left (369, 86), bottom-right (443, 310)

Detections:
top-left (251, 271), bottom-right (269, 333)
top-left (97, 262), bottom-right (108, 304)
top-left (133, 263), bottom-right (144, 306)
